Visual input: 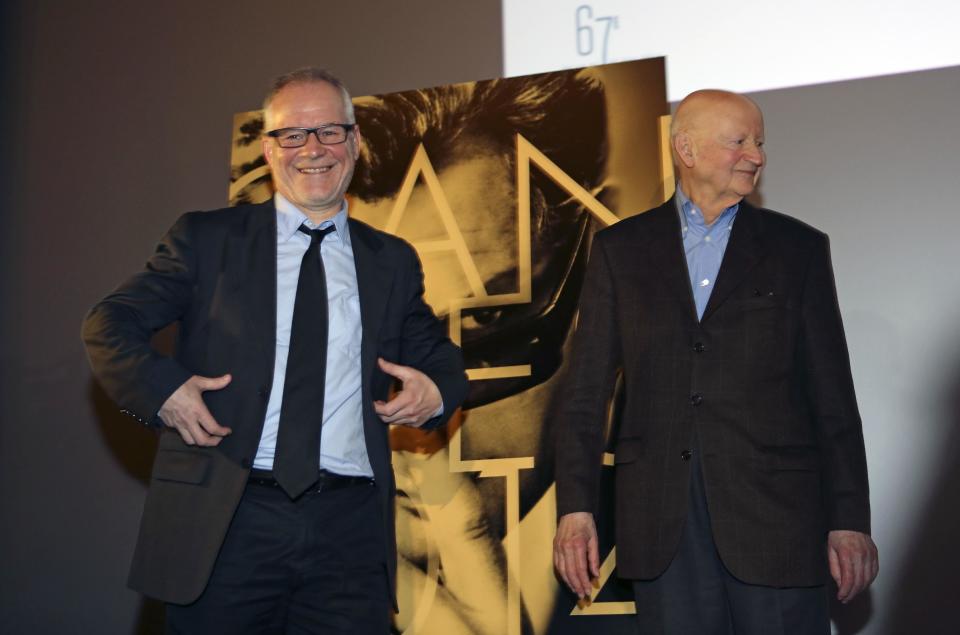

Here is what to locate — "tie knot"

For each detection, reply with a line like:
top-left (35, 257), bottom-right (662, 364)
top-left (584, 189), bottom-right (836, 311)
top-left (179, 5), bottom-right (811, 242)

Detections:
top-left (298, 224), bottom-right (336, 244)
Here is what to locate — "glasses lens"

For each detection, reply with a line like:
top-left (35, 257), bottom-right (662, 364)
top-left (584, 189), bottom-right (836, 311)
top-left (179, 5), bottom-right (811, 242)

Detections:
top-left (276, 129), bottom-right (308, 148)
top-left (271, 125), bottom-right (350, 147)
top-left (317, 125), bottom-right (347, 144)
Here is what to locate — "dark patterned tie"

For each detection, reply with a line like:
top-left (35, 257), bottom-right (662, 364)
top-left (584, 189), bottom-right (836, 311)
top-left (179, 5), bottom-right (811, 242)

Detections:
top-left (274, 223), bottom-right (336, 498)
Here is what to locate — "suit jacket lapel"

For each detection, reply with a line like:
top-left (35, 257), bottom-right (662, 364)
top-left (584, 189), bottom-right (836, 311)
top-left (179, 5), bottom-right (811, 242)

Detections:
top-left (641, 200), bottom-right (700, 324)
top-left (232, 201), bottom-right (278, 373)
top-left (701, 201), bottom-right (766, 322)
top-left (349, 218), bottom-right (394, 388)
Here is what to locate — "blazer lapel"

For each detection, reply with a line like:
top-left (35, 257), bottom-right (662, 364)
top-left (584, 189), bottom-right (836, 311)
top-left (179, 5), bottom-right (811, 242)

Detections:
top-left (641, 200), bottom-right (700, 324)
top-left (232, 201), bottom-right (278, 372)
top-left (700, 201), bottom-right (765, 322)
top-left (349, 219), bottom-right (395, 387)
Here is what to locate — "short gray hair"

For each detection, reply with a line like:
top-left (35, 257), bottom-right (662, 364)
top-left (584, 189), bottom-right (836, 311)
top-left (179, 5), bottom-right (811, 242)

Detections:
top-left (262, 67), bottom-right (355, 128)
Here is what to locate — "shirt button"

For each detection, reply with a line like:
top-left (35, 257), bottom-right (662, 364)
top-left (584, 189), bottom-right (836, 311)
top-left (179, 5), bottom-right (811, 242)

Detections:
top-left (681, 450), bottom-right (693, 461)
top-left (693, 342), bottom-right (705, 353)
top-left (690, 393), bottom-right (703, 406)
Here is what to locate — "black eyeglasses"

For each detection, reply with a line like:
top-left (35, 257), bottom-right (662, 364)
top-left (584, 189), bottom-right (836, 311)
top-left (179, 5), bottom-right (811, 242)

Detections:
top-left (266, 124), bottom-right (356, 148)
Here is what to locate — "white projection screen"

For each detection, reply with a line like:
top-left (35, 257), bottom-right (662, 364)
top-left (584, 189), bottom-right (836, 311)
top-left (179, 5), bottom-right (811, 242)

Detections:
top-left (503, 0), bottom-right (960, 99)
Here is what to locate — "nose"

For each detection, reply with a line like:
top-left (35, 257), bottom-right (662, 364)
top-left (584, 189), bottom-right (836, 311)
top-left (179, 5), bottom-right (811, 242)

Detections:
top-left (300, 131), bottom-right (329, 155)
top-left (745, 141), bottom-right (765, 166)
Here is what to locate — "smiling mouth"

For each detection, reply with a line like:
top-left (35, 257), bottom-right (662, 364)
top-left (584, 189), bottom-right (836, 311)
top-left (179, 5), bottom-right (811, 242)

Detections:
top-left (298, 166), bottom-right (333, 174)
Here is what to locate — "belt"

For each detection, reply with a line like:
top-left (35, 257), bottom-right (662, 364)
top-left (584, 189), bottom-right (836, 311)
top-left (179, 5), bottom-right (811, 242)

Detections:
top-left (248, 469), bottom-right (374, 493)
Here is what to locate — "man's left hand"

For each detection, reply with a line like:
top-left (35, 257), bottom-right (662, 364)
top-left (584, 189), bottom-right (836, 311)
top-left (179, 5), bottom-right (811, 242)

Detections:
top-left (374, 357), bottom-right (443, 427)
top-left (827, 529), bottom-right (879, 603)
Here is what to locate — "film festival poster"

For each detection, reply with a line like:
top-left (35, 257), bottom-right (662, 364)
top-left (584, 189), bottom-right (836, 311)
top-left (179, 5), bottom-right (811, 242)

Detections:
top-left (229, 57), bottom-right (670, 635)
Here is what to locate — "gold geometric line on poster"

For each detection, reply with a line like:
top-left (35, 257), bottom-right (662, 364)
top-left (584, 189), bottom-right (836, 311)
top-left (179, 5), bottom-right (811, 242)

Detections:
top-left (385, 144), bottom-right (487, 298)
top-left (659, 115), bottom-right (675, 201)
top-left (376, 139), bottom-right (535, 635)
top-left (570, 547), bottom-right (635, 615)
top-left (441, 132), bottom-right (633, 634)
top-left (566, 116), bottom-right (673, 618)
top-left (386, 118), bottom-right (675, 630)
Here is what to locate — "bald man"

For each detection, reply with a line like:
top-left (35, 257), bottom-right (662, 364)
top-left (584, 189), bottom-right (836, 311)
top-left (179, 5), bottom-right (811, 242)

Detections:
top-left (553, 90), bottom-right (877, 634)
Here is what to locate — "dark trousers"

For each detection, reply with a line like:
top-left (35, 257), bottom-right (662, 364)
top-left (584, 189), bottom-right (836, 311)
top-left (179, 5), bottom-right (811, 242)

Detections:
top-left (632, 453), bottom-right (830, 635)
top-left (166, 478), bottom-right (389, 635)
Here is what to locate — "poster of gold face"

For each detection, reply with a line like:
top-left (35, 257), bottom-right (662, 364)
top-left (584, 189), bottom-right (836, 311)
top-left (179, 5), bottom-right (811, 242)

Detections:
top-left (230, 57), bottom-right (669, 635)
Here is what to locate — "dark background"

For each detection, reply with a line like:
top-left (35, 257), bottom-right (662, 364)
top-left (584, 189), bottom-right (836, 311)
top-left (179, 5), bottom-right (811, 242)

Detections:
top-left (3, 1), bottom-right (959, 633)
top-left (0, 2), bottom-right (501, 632)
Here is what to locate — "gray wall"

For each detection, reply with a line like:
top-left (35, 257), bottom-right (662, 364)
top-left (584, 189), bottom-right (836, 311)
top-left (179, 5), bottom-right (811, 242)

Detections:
top-left (746, 68), bottom-right (960, 634)
top-left (0, 2), bottom-right (502, 633)
top-left (2, 1), bottom-right (958, 633)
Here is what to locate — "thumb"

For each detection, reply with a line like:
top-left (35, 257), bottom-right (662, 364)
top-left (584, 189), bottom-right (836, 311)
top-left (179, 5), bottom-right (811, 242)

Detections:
top-left (378, 357), bottom-right (406, 379)
top-left (827, 544), bottom-right (842, 587)
top-left (197, 373), bottom-right (232, 392)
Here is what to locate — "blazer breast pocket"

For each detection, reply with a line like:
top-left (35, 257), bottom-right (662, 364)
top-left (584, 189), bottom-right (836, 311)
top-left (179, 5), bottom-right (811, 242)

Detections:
top-left (731, 294), bottom-right (789, 313)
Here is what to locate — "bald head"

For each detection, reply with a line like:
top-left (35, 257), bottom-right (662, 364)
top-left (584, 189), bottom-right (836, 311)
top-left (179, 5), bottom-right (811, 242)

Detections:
top-left (671, 89), bottom-right (766, 222)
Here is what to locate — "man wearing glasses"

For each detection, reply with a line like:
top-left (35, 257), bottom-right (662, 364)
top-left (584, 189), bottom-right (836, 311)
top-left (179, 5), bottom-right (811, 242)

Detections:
top-left (82, 67), bottom-right (467, 632)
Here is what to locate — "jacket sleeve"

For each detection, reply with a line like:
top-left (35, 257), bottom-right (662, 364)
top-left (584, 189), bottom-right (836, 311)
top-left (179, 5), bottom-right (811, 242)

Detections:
top-left (554, 234), bottom-right (621, 517)
top-left (81, 213), bottom-right (198, 425)
top-left (799, 232), bottom-right (871, 533)
top-left (396, 243), bottom-right (468, 429)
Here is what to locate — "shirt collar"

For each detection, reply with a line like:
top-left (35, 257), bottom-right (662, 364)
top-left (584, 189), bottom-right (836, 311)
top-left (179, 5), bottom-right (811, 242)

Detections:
top-left (274, 193), bottom-right (351, 247)
top-left (675, 184), bottom-right (738, 235)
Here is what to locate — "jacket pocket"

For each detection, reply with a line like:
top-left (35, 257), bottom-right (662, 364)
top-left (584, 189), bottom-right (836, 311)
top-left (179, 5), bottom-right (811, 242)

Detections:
top-left (153, 449), bottom-right (212, 485)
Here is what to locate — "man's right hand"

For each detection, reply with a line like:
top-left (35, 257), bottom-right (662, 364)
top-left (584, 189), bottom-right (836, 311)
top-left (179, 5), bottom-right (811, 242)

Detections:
top-left (157, 374), bottom-right (233, 446)
top-left (554, 511), bottom-right (600, 599)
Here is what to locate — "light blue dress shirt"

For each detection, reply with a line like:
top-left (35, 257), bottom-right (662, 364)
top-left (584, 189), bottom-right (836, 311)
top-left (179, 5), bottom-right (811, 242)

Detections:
top-left (254, 193), bottom-right (372, 477)
top-left (676, 186), bottom-right (739, 320)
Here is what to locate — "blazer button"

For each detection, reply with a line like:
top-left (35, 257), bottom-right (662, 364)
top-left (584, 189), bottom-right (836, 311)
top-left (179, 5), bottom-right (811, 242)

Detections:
top-left (257, 386), bottom-right (269, 398)
top-left (690, 393), bottom-right (703, 406)
top-left (693, 342), bottom-right (705, 353)
top-left (681, 449), bottom-right (693, 461)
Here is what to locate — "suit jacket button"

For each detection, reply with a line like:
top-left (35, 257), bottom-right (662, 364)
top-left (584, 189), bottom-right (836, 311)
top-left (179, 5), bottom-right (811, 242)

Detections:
top-left (690, 393), bottom-right (703, 406)
top-left (257, 387), bottom-right (269, 398)
top-left (681, 449), bottom-right (692, 461)
top-left (693, 342), bottom-right (705, 353)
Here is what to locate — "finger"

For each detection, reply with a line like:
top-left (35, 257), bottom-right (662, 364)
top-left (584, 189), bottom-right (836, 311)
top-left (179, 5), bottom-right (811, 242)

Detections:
top-left (197, 416), bottom-right (233, 439)
top-left (187, 420), bottom-right (220, 447)
top-left (196, 410), bottom-right (232, 437)
top-left (175, 422), bottom-right (197, 446)
top-left (559, 558), bottom-right (577, 596)
top-left (196, 373), bottom-right (232, 391)
top-left (836, 550), bottom-right (855, 602)
top-left (557, 550), bottom-right (582, 597)
top-left (378, 357), bottom-right (409, 380)
top-left (565, 543), bottom-right (590, 598)
top-left (375, 393), bottom-right (414, 419)
top-left (588, 536), bottom-right (600, 579)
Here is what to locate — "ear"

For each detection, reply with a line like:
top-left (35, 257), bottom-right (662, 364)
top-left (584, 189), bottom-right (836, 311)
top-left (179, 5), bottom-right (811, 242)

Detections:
top-left (673, 132), bottom-right (696, 168)
top-left (349, 123), bottom-right (362, 160)
top-left (262, 135), bottom-right (274, 168)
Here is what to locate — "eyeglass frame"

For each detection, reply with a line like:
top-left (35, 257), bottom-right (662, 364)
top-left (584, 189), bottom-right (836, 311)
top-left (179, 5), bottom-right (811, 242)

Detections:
top-left (265, 123), bottom-right (357, 148)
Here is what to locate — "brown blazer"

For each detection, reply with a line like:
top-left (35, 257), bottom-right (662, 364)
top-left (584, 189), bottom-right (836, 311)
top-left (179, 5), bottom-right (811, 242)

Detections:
top-left (82, 200), bottom-right (467, 604)
top-left (555, 198), bottom-right (870, 587)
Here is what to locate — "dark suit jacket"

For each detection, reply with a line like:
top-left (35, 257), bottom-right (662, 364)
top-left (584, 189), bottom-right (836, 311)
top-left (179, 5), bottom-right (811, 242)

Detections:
top-left (82, 200), bottom-right (468, 604)
top-left (556, 198), bottom-right (870, 587)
